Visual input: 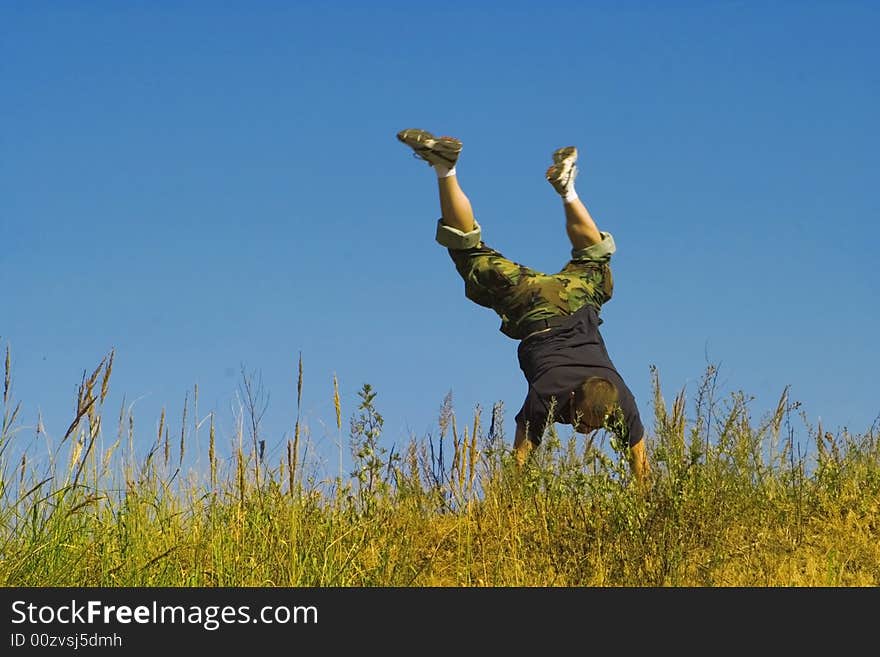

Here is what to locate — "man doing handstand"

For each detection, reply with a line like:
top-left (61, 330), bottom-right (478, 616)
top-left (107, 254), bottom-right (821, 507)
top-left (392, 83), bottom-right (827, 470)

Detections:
top-left (397, 129), bottom-right (649, 484)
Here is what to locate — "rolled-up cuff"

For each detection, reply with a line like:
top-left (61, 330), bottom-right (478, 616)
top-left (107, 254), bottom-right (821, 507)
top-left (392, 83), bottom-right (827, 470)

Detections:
top-left (571, 231), bottom-right (616, 261)
top-left (435, 219), bottom-right (482, 250)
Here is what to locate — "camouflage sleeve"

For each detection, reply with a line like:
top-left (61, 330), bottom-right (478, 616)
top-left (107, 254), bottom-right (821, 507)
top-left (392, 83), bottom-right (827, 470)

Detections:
top-left (436, 219), bottom-right (520, 310)
top-left (570, 231), bottom-right (616, 262)
top-left (435, 219), bottom-right (482, 250)
top-left (561, 231), bottom-right (617, 304)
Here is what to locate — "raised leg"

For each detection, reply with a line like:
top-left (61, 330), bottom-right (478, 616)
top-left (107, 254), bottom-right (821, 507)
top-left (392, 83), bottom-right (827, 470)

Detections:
top-left (437, 174), bottom-right (475, 234)
top-left (397, 129), bottom-right (474, 232)
top-left (546, 147), bottom-right (602, 250)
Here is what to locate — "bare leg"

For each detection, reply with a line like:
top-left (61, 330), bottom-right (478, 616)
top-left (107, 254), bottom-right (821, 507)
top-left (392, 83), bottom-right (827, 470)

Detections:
top-left (438, 175), bottom-right (476, 233)
top-left (563, 197), bottom-right (602, 250)
top-left (396, 129), bottom-right (474, 232)
top-left (546, 147), bottom-right (603, 250)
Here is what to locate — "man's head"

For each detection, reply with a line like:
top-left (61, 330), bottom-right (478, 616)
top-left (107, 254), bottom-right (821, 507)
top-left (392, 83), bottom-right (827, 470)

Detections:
top-left (569, 376), bottom-right (619, 432)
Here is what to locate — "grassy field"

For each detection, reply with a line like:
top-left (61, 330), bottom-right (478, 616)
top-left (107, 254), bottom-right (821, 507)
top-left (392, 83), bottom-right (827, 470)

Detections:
top-left (1, 347), bottom-right (878, 587)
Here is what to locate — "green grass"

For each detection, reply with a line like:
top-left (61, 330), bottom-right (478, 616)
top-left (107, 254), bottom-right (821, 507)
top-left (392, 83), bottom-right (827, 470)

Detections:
top-left (1, 346), bottom-right (878, 586)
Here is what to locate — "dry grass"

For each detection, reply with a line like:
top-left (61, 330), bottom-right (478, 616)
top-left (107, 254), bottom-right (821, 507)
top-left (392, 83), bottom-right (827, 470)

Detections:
top-left (0, 345), bottom-right (878, 587)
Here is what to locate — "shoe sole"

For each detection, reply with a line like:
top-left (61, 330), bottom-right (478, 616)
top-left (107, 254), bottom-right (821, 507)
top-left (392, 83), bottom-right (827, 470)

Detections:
top-left (546, 164), bottom-right (574, 187)
top-left (397, 129), bottom-right (462, 166)
top-left (547, 146), bottom-right (578, 189)
top-left (552, 146), bottom-right (577, 165)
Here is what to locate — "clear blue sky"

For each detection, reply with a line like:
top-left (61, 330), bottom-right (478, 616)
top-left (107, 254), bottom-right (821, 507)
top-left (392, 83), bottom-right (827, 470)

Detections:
top-left (3, 1), bottom-right (878, 478)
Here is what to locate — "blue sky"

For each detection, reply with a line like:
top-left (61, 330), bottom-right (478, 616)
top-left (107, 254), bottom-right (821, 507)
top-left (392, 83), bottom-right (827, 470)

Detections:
top-left (2, 1), bottom-right (878, 478)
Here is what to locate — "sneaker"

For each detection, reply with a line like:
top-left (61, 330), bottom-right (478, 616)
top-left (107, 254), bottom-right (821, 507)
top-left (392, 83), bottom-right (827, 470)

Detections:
top-left (546, 146), bottom-right (578, 196)
top-left (396, 129), bottom-right (462, 168)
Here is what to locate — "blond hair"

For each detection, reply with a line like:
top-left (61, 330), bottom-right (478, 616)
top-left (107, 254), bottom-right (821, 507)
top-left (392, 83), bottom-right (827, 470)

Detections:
top-left (571, 376), bottom-right (619, 430)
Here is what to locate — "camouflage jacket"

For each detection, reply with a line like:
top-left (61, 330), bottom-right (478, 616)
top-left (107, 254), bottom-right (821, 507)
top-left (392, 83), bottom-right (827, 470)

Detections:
top-left (436, 219), bottom-right (616, 340)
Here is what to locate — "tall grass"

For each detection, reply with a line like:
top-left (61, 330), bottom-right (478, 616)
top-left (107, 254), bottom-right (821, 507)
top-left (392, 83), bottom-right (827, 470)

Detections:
top-left (0, 345), bottom-right (878, 586)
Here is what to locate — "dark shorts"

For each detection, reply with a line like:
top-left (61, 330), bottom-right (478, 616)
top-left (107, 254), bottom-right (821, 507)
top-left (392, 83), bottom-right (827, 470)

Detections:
top-left (514, 305), bottom-right (645, 447)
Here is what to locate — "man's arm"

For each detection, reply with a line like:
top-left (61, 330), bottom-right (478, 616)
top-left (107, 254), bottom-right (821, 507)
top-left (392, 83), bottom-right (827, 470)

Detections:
top-left (513, 419), bottom-right (535, 467)
top-left (629, 438), bottom-right (650, 490)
